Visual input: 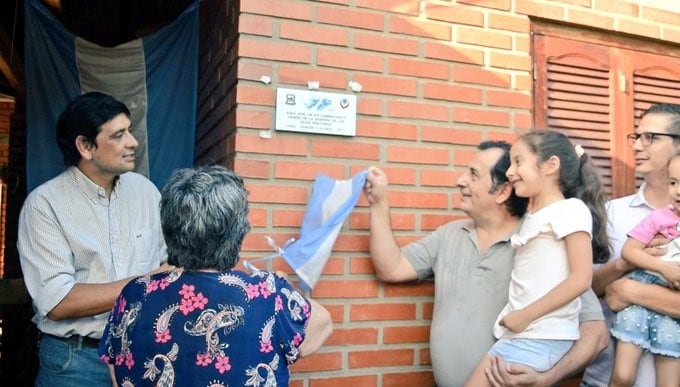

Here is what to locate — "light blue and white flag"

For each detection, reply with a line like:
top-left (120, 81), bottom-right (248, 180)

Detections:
top-left (281, 170), bottom-right (368, 290)
top-left (24, 0), bottom-right (198, 191)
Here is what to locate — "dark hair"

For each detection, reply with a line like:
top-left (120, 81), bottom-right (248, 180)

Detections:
top-left (160, 165), bottom-right (251, 271)
top-left (642, 103), bottom-right (680, 141)
top-left (478, 140), bottom-right (528, 218)
top-left (518, 130), bottom-right (610, 263)
top-left (56, 91), bottom-right (131, 166)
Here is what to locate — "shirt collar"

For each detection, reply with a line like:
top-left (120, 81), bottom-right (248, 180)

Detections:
top-left (68, 167), bottom-right (121, 202)
top-left (627, 182), bottom-right (651, 208)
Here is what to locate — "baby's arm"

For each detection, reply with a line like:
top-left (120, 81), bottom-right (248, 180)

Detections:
top-left (622, 237), bottom-right (680, 288)
top-left (500, 231), bottom-right (592, 333)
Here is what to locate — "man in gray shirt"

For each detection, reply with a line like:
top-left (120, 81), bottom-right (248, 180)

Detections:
top-left (362, 140), bottom-right (608, 386)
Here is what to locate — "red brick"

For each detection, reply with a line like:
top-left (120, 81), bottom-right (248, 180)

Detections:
top-left (383, 371), bottom-right (435, 387)
top-left (356, 119), bottom-right (417, 140)
top-left (423, 82), bottom-right (483, 104)
top-left (236, 84), bottom-right (275, 106)
top-left (233, 158), bottom-right (271, 178)
top-left (317, 47), bottom-right (384, 72)
top-left (246, 184), bottom-right (308, 204)
top-left (389, 57), bottom-right (451, 81)
top-left (419, 347), bottom-right (432, 365)
top-left (379, 166), bottom-right (418, 185)
top-left (453, 65), bottom-right (510, 87)
top-left (425, 3), bottom-right (484, 26)
top-left (278, 66), bottom-right (348, 89)
top-left (311, 140), bottom-right (380, 160)
top-left (351, 74), bottom-right (417, 97)
top-left (594, 0), bottom-right (638, 16)
top-left (240, 0), bottom-right (313, 20)
top-left (487, 90), bottom-right (532, 109)
top-left (349, 349), bottom-right (414, 368)
top-left (333, 234), bottom-right (370, 252)
top-left (384, 325), bottom-right (430, 344)
top-left (309, 375), bottom-right (379, 387)
top-left (388, 16), bottom-right (451, 41)
top-left (453, 106), bottom-right (511, 127)
top-left (424, 41), bottom-right (484, 65)
top-left (618, 18), bottom-right (660, 40)
top-left (387, 100), bottom-right (449, 122)
top-left (280, 22), bottom-right (349, 46)
top-left (421, 126), bottom-right (483, 146)
top-left (350, 303), bottom-right (416, 321)
top-left (324, 327), bottom-right (379, 346)
top-left (274, 160), bottom-right (346, 180)
top-left (488, 13), bottom-right (530, 33)
top-left (349, 256), bottom-right (375, 274)
top-left (238, 14), bottom-right (274, 36)
top-left (248, 208), bottom-right (268, 227)
top-left (312, 280), bottom-right (379, 298)
top-left (290, 352), bottom-right (342, 372)
top-left (389, 190), bottom-right (448, 209)
top-left (457, 0), bottom-right (510, 11)
top-left (420, 169), bottom-right (457, 187)
top-left (272, 209), bottom-right (306, 227)
top-left (383, 281), bottom-right (435, 297)
top-left (350, 211), bottom-right (416, 231)
top-left (565, 9), bottom-right (615, 31)
top-left (236, 133), bottom-right (307, 156)
top-left (239, 38), bottom-right (311, 63)
top-left (489, 51), bottom-right (532, 71)
top-left (357, 97), bottom-right (383, 116)
top-left (237, 60), bottom-right (274, 81)
top-left (235, 108), bottom-right (271, 129)
top-left (457, 26), bottom-right (512, 49)
top-left (514, 111), bottom-right (533, 130)
top-left (354, 31), bottom-right (419, 56)
top-left (317, 5), bottom-right (385, 31)
top-left (386, 145), bottom-right (449, 165)
top-left (421, 213), bottom-right (464, 231)
top-left (515, 1), bottom-right (565, 19)
top-left (355, 0), bottom-right (419, 15)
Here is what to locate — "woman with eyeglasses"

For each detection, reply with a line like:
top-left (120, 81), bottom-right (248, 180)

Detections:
top-left (581, 103), bottom-right (680, 387)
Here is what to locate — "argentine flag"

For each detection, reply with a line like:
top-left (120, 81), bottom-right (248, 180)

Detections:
top-left (24, 0), bottom-right (198, 191)
top-left (282, 170), bottom-right (368, 290)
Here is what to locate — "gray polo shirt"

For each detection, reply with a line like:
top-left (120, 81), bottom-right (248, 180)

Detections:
top-left (403, 219), bottom-right (603, 387)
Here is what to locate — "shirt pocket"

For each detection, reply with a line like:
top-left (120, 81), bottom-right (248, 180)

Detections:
top-left (133, 226), bottom-right (163, 272)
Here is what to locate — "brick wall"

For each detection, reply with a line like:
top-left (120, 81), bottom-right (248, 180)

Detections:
top-left (0, 100), bottom-right (13, 277)
top-left (196, 1), bottom-right (680, 385)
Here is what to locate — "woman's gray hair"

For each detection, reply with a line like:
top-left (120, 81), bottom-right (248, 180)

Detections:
top-left (160, 165), bottom-right (251, 271)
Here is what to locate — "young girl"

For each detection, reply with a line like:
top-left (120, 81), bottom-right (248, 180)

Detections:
top-left (609, 152), bottom-right (680, 387)
top-left (464, 130), bottom-right (609, 386)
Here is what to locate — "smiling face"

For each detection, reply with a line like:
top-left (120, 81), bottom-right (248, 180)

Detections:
top-left (633, 113), bottom-right (678, 178)
top-left (505, 139), bottom-right (546, 198)
top-left (77, 113), bottom-right (138, 187)
top-left (456, 147), bottom-right (505, 218)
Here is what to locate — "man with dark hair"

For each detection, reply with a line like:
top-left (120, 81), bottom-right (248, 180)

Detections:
top-left (582, 103), bottom-right (680, 387)
top-left (363, 140), bottom-right (609, 386)
top-left (18, 91), bottom-right (169, 386)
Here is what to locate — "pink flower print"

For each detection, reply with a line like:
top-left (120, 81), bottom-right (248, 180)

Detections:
top-left (215, 355), bottom-right (231, 374)
top-left (292, 333), bottom-right (303, 346)
top-left (125, 353), bottom-right (135, 370)
top-left (100, 354), bottom-right (109, 363)
top-left (275, 295), bottom-right (283, 312)
top-left (196, 353), bottom-right (213, 367)
top-left (115, 354), bottom-right (125, 366)
top-left (302, 302), bottom-right (310, 317)
top-left (260, 340), bottom-right (273, 353)
top-left (117, 297), bottom-right (127, 314)
top-left (159, 278), bottom-right (170, 290)
top-left (259, 282), bottom-right (272, 298)
top-left (192, 292), bottom-right (208, 310)
top-left (155, 330), bottom-right (171, 343)
top-left (246, 283), bottom-right (260, 299)
top-left (179, 297), bottom-right (195, 315)
top-left (147, 280), bottom-right (159, 294)
top-left (179, 284), bottom-right (195, 299)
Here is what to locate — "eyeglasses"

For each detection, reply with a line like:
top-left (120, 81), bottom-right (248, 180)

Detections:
top-left (627, 132), bottom-right (680, 146)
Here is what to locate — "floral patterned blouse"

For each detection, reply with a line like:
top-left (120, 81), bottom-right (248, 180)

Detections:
top-left (98, 269), bottom-right (311, 387)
